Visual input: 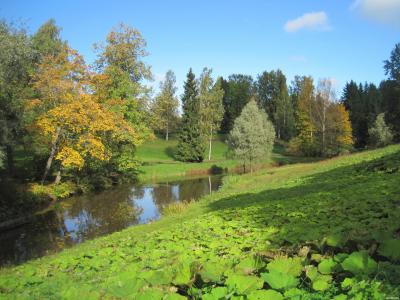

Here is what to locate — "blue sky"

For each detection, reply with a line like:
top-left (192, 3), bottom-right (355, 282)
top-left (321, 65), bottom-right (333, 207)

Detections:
top-left (2, 0), bottom-right (399, 97)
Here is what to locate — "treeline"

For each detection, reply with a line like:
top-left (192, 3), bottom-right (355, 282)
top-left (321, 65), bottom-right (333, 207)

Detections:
top-left (1, 18), bottom-right (399, 194)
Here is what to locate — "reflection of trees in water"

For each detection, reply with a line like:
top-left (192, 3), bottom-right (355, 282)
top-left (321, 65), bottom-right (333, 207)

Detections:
top-left (179, 177), bottom-right (211, 201)
top-left (0, 209), bottom-right (73, 266)
top-left (0, 175), bottom-right (225, 266)
top-left (64, 186), bottom-right (142, 240)
top-left (151, 182), bottom-right (178, 208)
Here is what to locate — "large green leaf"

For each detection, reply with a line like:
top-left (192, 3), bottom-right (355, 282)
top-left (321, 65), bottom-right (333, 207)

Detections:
top-left (312, 280), bottom-right (330, 291)
top-left (305, 265), bottom-right (332, 291)
top-left (172, 261), bottom-right (192, 285)
top-left (225, 274), bottom-right (264, 294)
top-left (266, 257), bottom-right (303, 277)
top-left (318, 258), bottom-right (337, 274)
top-left (235, 256), bottom-right (265, 275)
top-left (378, 239), bottom-right (400, 261)
top-left (199, 261), bottom-right (226, 282)
top-left (341, 251), bottom-right (377, 275)
top-left (261, 271), bottom-right (299, 290)
top-left (202, 287), bottom-right (228, 300)
top-left (247, 289), bottom-right (283, 300)
top-left (135, 288), bottom-right (164, 300)
top-left (140, 269), bottom-right (174, 286)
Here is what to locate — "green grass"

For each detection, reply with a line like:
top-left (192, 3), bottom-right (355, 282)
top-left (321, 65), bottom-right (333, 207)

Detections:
top-left (1, 145), bottom-right (399, 299)
top-left (136, 135), bottom-right (318, 181)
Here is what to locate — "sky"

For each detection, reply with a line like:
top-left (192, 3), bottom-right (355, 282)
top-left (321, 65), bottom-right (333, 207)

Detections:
top-left (1, 0), bottom-right (400, 97)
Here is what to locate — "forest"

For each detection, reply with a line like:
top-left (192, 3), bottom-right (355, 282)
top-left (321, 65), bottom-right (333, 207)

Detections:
top-left (0, 14), bottom-right (400, 300)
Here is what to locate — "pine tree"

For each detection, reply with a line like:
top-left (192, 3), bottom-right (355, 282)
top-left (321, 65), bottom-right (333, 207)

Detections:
top-left (176, 69), bottom-right (205, 162)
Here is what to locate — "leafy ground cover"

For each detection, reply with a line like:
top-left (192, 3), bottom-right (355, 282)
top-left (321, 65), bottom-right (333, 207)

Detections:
top-left (136, 135), bottom-right (318, 181)
top-left (0, 145), bottom-right (399, 299)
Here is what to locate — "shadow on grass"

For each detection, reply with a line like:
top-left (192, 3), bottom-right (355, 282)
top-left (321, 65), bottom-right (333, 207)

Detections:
top-left (207, 151), bottom-right (400, 250)
top-left (164, 146), bottom-right (177, 160)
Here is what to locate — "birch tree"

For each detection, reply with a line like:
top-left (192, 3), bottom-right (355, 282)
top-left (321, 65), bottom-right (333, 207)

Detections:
top-left (198, 68), bottom-right (224, 160)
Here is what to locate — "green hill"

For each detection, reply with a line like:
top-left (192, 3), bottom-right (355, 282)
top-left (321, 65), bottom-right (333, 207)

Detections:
top-left (1, 145), bottom-right (399, 299)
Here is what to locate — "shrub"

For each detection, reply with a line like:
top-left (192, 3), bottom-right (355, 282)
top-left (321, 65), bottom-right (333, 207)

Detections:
top-left (161, 199), bottom-right (195, 216)
top-left (368, 113), bottom-right (393, 148)
top-left (29, 181), bottom-right (76, 200)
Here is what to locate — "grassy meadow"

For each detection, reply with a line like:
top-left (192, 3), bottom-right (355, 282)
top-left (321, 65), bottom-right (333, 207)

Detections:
top-left (0, 144), bottom-right (399, 299)
top-left (136, 135), bottom-right (318, 181)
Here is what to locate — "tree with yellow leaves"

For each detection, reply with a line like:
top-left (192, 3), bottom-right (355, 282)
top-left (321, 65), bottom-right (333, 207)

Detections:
top-left (328, 103), bottom-right (353, 153)
top-left (27, 45), bottom-right (140, 184)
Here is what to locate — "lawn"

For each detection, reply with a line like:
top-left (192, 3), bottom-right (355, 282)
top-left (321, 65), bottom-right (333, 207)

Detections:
top-left (136, 135), bottom-right (318, 181)
top-left (0, 145), bottom-right (399, 299)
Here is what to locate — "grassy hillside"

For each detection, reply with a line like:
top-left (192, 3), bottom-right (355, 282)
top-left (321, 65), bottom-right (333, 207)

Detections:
top-left (136, 135), bottom-right (317, 181)
top-left (0, 145), bottom-right (399, 299)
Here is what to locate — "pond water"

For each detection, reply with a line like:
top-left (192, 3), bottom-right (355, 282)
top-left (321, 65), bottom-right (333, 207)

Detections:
top-left (0, 175), bottom-right (224, 266)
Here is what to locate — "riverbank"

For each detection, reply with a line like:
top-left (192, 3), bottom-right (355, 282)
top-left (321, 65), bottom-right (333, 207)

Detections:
top-left (1, 144), bottom-right (399, 299)
top-left (0, 174), bottom-right (224, 265)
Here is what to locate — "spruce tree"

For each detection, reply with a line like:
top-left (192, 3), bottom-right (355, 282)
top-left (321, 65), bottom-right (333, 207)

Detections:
top-left (176, 69), bottom-right (205, 162)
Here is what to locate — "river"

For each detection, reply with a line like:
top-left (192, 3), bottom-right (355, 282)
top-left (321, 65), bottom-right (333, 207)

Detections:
top-left (0, 175), bottom-right (224, 266)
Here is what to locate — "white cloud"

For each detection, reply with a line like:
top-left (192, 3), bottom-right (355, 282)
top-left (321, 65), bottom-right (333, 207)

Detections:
top-left (351, 0), bottom-right (400, 28)
top-left (284, 11), bottom-right (331, 33)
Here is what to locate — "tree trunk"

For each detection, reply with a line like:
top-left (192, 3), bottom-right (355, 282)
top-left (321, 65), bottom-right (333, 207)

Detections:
top-left (41, 127), bottom-right (61, 184)
top-left (6, 145), bottom-right (14, 176)
top-left (208, 175), bottom-right (211, 194)
top-left (54, 166), bottom-right (62, 184)
top-left (208, 128), bottom-right (213, 161)
top-left (166, 121), bottom-right (169, 141)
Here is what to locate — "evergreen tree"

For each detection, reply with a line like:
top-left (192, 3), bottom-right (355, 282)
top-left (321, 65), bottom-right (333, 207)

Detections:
top-left (228, 99), bottom-right (275, 173)
top-left (220, 74), bottom-right (254, 133)
top-left (255, 70), bottom-right (295, 140)
top-left (176, 69), bottom-right (205, 162)
top-left (151, 70), bottom-right (179, 140)
top-left (381, 43), bottom-right (400, 141)
top-left (368, 113), bottom-right (393, 147)
top-left (342, 81), bottom-right (382, 148)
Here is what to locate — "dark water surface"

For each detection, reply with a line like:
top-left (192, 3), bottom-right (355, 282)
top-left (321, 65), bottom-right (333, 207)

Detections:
top-left (0, 175), bottom-right (223, 266)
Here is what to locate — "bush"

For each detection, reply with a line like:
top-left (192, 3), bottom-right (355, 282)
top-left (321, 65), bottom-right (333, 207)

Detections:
top-left (161, 199), bottom-right (195, 216)
top-left (368, 113), bottom-right (393, 148)
top-left (29, 181), bottom-right (76, 200)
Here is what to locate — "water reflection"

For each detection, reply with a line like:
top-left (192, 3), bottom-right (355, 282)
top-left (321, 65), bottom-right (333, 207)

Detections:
top-left (0, 175), bottom-right (223, 266)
